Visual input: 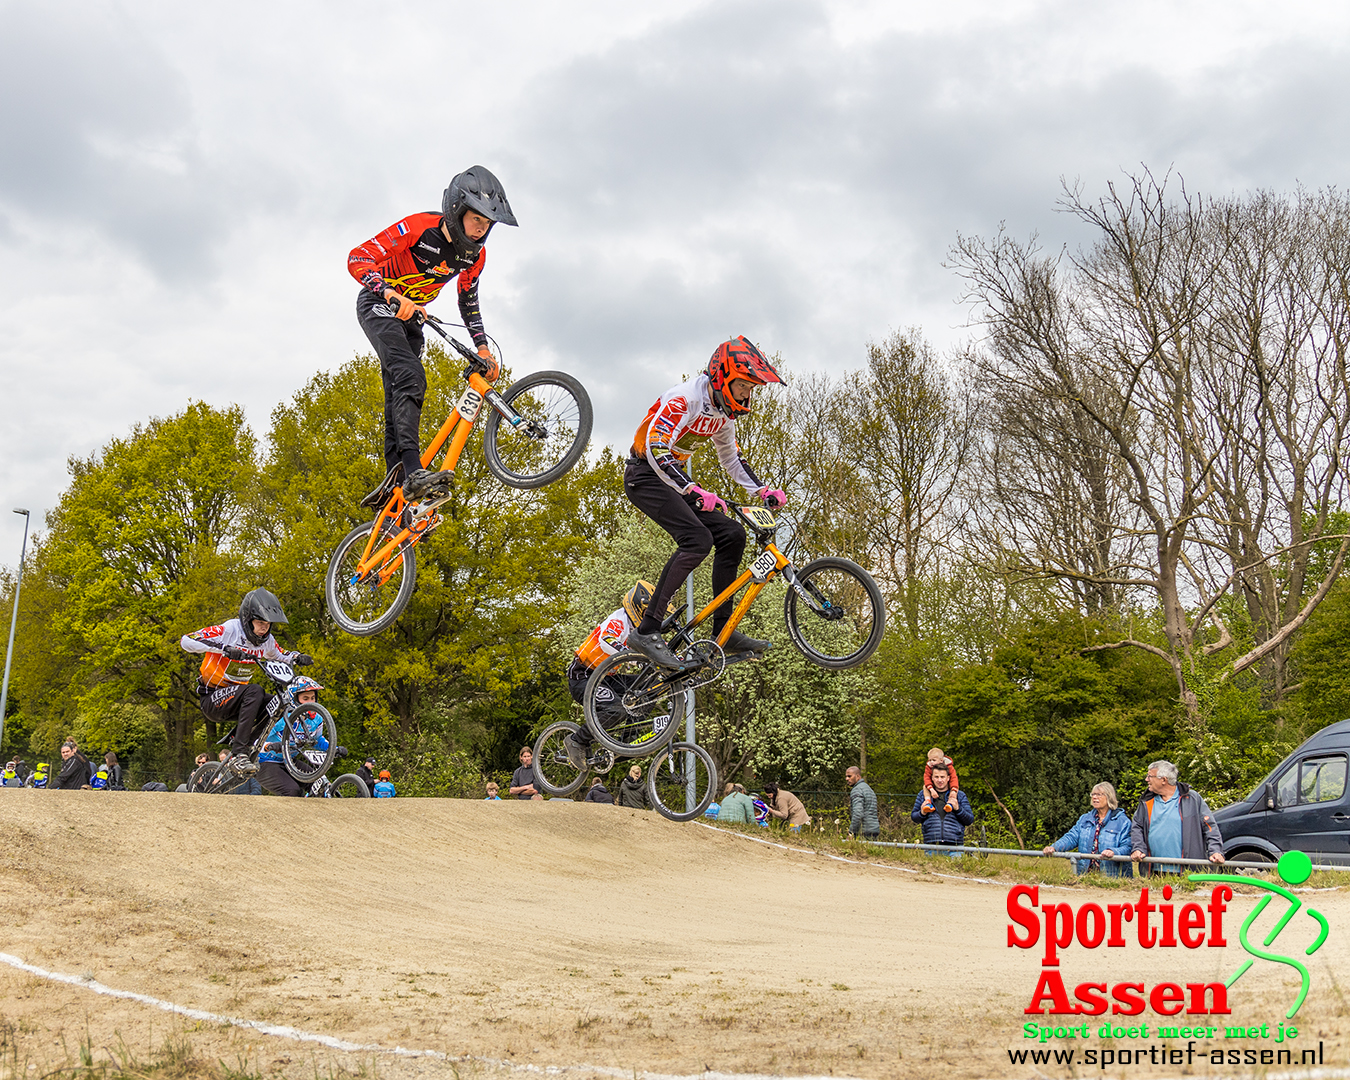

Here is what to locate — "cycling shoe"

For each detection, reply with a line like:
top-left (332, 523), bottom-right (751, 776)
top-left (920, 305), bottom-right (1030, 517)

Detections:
top-left (724, 629), bottom-right (772, 655)
top-left (403, 468), bottom-right (453, 499)
top-left (627, 631), bottom-right (687, 670)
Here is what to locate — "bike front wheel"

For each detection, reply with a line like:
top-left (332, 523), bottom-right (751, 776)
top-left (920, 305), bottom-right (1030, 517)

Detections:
top-left (281, 702), bottom-right (340, 784)
top-left (647, 742), bottom-right (718, 822)
top-left (328, 773), bottom-right (370, 798)
top-left (325, 520), bottom-right (418, 636)
top-left (483, 371), bottom-right (593, 489)
top-left (783, 556), bottom-right (886, 669)
top-left (583, 652), bottom-right (685, 756)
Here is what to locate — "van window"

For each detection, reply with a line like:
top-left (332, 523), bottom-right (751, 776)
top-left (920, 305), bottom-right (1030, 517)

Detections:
top-left (1277, 755), bottom-right (1348, 807)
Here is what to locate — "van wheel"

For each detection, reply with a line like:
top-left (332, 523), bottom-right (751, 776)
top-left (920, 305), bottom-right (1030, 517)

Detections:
top-left (1232, 850), bottom-right (1275, 875)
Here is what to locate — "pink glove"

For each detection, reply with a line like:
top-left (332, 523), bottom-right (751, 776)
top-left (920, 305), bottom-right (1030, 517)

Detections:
top-left (758, 487), bottom-right (787, 509)
top-left (687, 485), bottom-right (727, 514)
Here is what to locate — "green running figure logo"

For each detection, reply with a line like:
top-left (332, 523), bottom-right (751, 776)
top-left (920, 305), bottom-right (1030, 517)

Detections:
top-left (1191, 850), bottom-right (1329, 1019)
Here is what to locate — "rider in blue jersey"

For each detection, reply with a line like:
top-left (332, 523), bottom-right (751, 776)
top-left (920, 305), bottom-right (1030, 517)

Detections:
top-left (257, 676), bottom-right (329, 797)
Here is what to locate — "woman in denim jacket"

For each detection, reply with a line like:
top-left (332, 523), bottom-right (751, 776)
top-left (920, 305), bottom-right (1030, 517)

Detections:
top-left (1043, 782), bottom-right (1134, 877)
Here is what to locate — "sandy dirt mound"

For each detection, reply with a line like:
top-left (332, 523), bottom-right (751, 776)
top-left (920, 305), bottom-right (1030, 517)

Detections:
top-left (1, 790), bottom-right (1347, 1078)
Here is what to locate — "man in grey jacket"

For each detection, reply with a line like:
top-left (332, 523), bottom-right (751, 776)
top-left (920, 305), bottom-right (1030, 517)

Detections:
top-left (847, 766), bottom-right (880, 840)
top-left (1130, 760), bottom-right (1224, 874)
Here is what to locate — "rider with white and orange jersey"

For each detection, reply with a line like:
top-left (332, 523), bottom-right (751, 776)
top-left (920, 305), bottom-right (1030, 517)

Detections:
top-left (624, 337), bottom-right (787, 670)
top-left (180, 588), bottom-right (312, 774)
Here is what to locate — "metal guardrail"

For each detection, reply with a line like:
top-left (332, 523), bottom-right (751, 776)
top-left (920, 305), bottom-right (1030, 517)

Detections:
top-left (855, 841), bottom-right (1348, 872)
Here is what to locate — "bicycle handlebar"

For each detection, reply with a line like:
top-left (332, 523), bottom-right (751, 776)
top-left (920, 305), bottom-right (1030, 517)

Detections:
top-left (420, 314), bottom-right (490, 372)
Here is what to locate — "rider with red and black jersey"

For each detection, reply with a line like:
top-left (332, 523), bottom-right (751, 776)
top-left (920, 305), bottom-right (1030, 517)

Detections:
top-left (180, 588), bottom-right (313, 774)
top-left (625, 337), bottom-right (788, 670)
top-left (349, 165), bottom-right (519, 500)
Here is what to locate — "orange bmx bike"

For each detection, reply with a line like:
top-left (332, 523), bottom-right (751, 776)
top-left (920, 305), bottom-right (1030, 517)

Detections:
top-left (324, 317), bottom-right (592, 636)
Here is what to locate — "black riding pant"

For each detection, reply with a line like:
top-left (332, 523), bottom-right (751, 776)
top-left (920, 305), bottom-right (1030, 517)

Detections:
top-left (357, 289), bottom-right (427, 478)
top-left (199, 683), bottom-right (269, 755)
top-left (623, 458), bottom-right (747, 634)
top-left (259, 760), bottom-right (307, 797)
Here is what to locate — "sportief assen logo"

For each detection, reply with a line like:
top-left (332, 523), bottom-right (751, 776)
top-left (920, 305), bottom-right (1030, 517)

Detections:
top-left (1008, 852), bottom-right (1328, 1020)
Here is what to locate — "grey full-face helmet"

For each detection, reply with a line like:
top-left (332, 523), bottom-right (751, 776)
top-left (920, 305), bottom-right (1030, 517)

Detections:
top-left (441, 166), bottom-right (518, 248)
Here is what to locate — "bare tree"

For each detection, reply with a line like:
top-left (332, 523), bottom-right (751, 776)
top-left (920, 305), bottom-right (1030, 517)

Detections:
top-left (953, 172), bottom-right (1350, 723)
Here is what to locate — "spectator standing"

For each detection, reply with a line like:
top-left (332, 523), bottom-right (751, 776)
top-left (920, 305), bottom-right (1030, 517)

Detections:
top-left (584, 776), bottom-right (614, 804)
top-left (617, 765), bottom-right (648, 809)
top-left (846, 766), bottom-right (880, 839)
top-left (484, 782), bottom-right (501, 801)
top-left (911, 763), bottom-right (973, 853)
top-left (1130, 760), bottom-right (1224, 874)
top-left (717, 782), bottom-right (756, 823)
top-left (922, 748), bottom-right (960, 812)
top-left (1043, 782), bottom-right (1133, 877)
top-left (510, 746), bottom-right (543, 801)
top-left (762, 782), bottom-right (810, 832)
top-left (374, 770), bottom-right (396, 798)
top-left (55, 741), bottom-right (90, 790)
top-left (357, 758), bottom-right (377, 795)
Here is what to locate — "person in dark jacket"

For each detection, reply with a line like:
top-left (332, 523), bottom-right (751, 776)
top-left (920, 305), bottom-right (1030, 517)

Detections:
top-left (103, 751), bottom-right (124, 791)
top-left (911, 764), bottom-right (973, 851)
top-left (1043, 782), bottom-right (1133, 877)
top-left (584, 777), bottom-right (614, 804)
top-left (1130, 760), bottom-right (1224, 874)
top-left (846, 766), bottom-right (880, 839)
top-left (617, 764), bottom-right (648, 809)
top-left (54, 741), bottom-right (91, 790)
top-left (356, 758), bottom-right (377, 796)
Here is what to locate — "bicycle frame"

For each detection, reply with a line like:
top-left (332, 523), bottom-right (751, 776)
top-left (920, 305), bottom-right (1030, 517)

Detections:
top-left (352, 318), bottom-right (526, 580)
top-left (667, 504), bottom-right (795, 653)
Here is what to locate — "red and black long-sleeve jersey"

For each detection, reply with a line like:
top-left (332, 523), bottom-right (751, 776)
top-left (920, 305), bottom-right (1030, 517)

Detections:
top-left (348, 212), bottom-right (488, 346)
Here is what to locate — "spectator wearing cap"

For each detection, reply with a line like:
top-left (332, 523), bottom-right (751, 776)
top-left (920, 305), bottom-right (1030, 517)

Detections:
top-left (374, 770), bottom-right (396, 798)
top-left (356, 758), bottom-right (377, 795)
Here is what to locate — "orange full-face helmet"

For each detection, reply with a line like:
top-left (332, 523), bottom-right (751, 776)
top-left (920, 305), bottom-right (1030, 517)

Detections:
top-left (706, 336), bottom-right (783, 418)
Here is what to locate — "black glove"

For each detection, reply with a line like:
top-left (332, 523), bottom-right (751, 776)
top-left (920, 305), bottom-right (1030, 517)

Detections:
top-left (293, 653), bottom-right (314, 667)
top-left (221, 644), bottom-right (248, 661)
top-left (336, 746), bottom-right (349, 759)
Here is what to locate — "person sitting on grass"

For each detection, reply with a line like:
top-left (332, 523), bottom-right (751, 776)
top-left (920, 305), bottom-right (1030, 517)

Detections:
top-left (762, 782), bottom-right (810, 832)
top-left (717, 782), bottom-right (757, 824)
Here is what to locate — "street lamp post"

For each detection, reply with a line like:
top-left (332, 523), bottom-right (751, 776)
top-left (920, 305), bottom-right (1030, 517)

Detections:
top-left (0, 508), bottom-right (31, 755)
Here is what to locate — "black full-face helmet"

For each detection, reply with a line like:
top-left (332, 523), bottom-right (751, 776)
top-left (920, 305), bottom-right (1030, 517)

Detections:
top-left (441, 166), bottom-right (518, 249)
top-left (239, 587), bottom-right (288, 645)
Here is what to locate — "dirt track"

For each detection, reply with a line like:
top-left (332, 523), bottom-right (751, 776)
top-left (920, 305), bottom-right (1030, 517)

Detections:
top-left (1, 791), bottom-right (1348, 1079)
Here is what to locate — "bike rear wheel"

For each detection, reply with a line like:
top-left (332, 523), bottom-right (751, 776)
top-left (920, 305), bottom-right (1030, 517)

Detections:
top-left (325, 520), bottom-right (418, 636)
top-left (483, 371), bottom-right (593, 489)
top-left (187, 763), bottom-right (221, 793)
top-left (532, 721), bottom-right (590, 796)
top-left (583, 652), bottom-right (685, 757)
top-left (783, 556), bottom-right (886, 669)
top-left (328, 773), bottom-right (370, 798)
top-left (647, 742), bottom-right (718, 822)
top-left (281, 702), bottom-right (339, 783)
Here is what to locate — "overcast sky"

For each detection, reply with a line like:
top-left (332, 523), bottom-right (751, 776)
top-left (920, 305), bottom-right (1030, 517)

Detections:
top-left (3, 0), bottom-right (1350, 557)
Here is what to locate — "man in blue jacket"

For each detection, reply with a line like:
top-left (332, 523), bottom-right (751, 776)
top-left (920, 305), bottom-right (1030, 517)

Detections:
top-left (911, 763), bottom-right (973, 853)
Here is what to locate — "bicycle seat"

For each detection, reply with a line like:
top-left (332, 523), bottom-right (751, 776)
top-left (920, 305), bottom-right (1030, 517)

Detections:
top-left (360, 463), bottom-right (405, 509)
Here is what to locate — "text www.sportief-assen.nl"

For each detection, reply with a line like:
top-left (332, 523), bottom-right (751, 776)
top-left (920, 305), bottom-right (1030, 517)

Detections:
top-left (1008, 1041), bottom-right (1326, 1069)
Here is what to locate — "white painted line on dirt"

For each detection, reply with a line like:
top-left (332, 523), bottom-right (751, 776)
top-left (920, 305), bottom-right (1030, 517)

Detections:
top-left (0, 950), bottom-right (860, 1080)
